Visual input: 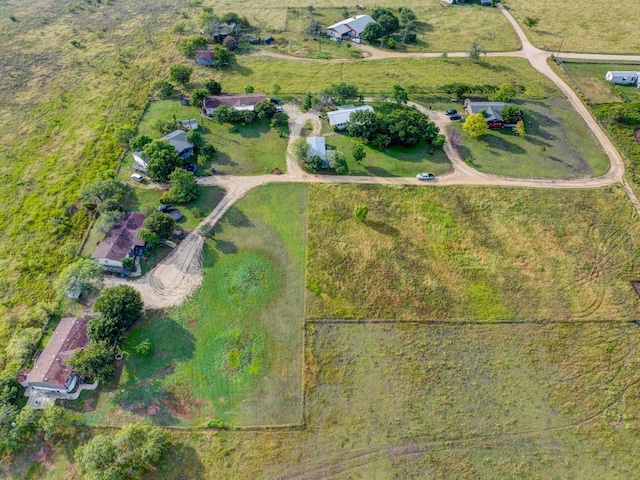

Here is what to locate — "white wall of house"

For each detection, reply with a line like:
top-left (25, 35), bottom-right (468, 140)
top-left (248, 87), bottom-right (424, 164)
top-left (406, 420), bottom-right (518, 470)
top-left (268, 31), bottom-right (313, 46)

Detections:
top-left (95, 257), bottom-right (123, 269)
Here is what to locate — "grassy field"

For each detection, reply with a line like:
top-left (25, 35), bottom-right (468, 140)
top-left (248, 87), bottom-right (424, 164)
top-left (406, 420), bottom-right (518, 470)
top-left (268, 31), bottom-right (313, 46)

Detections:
top-left (306, 184), bottom-right (640, 321)
top-left (451, 98), bottom-right (610, 178)
top-left (131, 98), bottom-right (288, 175)
top-left (504, 0), bottom-right (640, 53)
top-left (558, 60), bottom-right (640, 104)
top-left (75, 183), bottom-right (308, 427)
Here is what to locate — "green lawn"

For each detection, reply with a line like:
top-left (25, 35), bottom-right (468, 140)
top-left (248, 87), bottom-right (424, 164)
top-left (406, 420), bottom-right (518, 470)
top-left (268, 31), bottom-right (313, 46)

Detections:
top-left (452, 98), bottom-right (610, 178)
top-left (504, 0), bottom-right (640, 54)
top-left (132, 98), bottom-right (288, 176)
top-left (557, 60), bottom-right (640, 104)
top-left (80, 183), bottom-right (308, 427)
top-left (306, 184), bottom-right (640, 321)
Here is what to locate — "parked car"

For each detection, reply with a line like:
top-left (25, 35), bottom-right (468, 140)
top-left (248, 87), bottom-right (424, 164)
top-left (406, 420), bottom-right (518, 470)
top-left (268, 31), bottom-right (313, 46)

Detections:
top-left (416, 173), bottom-right (435, 181)
top-left (352, 37), bottom-right (362, 44)
top-left (249, 36), bottom-right (261, 44)
top-left (158, 204), bottom-right (175, 213)
top-left (130, 173), bottom-right (144, 183)
top-left (210, 167), bottom-right (217, 174)
top-left (270, 98), bottom-right (283, 104)
top-left (449, 114), bottom-right (463, 121)
top-left (184, 163), bottom-right (197, 173)
top-left (264, 35), bottom-right (273, 45)
top-left (445, 109), bottom-right (458, 116)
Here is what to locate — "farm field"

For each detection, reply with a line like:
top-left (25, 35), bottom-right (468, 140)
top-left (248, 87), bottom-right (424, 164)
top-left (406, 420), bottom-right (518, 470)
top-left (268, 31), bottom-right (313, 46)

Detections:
top-left (72, 183), bottom-right (308, 427)
top-left (504, 0), bottom-right (640, 54)
top-left (306, 184), bottom-right (640, 321)
top-left (451, 98), bottom-right (610, 178)
top-left (557, 60), bottom-right (640, 104)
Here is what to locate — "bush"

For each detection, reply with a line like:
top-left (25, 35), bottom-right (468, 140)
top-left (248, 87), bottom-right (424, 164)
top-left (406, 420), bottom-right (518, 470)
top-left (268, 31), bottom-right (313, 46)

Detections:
top-left (191, 88), bottom-right (209, 107)
top-left (292, 138), bottom-right (309, 161)
top-left (354, 204), bottom-right (369, 222)
top-left (153, 80), bottom-right (174, 98)
top-left (93, 285), bottom-right (144, 329)
top-left (135, 339), bottom-right (151, 356)
top-left (122, 257), bottom-right (136, 271)
top-left (204, 79), bottom-right (222, 95)
top-left (177, 36), bottom-right (208, 58)
top-left (169, 64), bottom-right (193, 86)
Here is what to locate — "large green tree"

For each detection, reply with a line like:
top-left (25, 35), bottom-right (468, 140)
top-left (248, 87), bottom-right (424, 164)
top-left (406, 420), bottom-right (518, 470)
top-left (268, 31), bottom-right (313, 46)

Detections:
top-left (204, 78), bottom-right (222, 95)
top-left (56, 258), bottom-right (103, 299)
top-left (87, 316), bottom-right (125, 345)
top-left (392, 85), bottom-right (409, 105)
top-left (143, 140), bottom-right (182, 182)
top-left (68, 341), bottom-right (115, 383)
top-left (360, 22), bottom-right (386, 43)
top-left (346, 110), bottom-right (381, 140)
top-left (463, 112), bottom-right (489, 137)
top-left (255, 100), bottom-right (277, 120)
top-left (385, 107), bottom-right (438, 146)
top-left (176, 36), bottom-right (208, 58)
top-left (141, 212), bottom-right (176, 241)
top-left (489, 83), bottom-right (518, 102)
top-left (93, 285), bottom-right (144, 329)
top-left (330, 82), bottom-right (360, 105)
top-left (169, 64), bottom-right (193, 86)
top-left (168, 168), bottom-right (200, 204)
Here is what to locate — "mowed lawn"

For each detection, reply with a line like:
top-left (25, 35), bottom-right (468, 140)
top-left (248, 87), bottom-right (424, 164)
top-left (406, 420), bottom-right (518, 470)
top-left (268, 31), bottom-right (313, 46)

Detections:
top-left (452, 98), bottom-right (610, 178)
top-left (505, 0), bottom-right (640, 54)
top-left (306, 184), bottom-right (640, 321)
top-left (133, 98), bottom-right (288, 175)
top-left (79, 184), bottom-right (308, 427)
top-left (558, 60), bottom-right (640, 104)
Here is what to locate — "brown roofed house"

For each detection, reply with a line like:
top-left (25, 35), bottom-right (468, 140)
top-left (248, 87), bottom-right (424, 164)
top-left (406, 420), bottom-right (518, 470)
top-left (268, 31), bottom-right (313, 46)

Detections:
top-left (92, 212), bottom-right (146, 274)
top-left (196, 48), bottom-right (216, 66)
top-left (202, 93), bottom-right (267, 116)
top-left (20, 317), bottom-right (89, 393)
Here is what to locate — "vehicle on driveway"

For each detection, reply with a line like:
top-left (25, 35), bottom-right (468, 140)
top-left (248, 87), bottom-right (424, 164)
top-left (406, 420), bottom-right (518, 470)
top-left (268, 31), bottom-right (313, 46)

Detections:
top-left (270, 98), bottom-right (282, 104)
top-left (210, 167), bottom-right (217, 174)
top-left (449, 114), bottom-right (463, 121)
top-left (445, 109), bottom-right (458, 116)
top-left (184, 163), bottom-right (197, 173)
top-left (158, 204), bottom-right (175, 213)
top-left (416, 173), bottom-right (435, 181)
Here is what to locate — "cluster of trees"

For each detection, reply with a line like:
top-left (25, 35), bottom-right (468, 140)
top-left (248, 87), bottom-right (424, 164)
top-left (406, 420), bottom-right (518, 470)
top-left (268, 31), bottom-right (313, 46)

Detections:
top-left (346, 105), bottom-right (444, 149)
top-left (81, 175), bottom-right (129, 236)
top-left (213, 100), bottom-right (289, 130)
top-left (441, 82), bottom-right (525, 101)
top-left (361, 7), bottom-right (418, 46)
top-left (137, 211), bottom-right (177, 248)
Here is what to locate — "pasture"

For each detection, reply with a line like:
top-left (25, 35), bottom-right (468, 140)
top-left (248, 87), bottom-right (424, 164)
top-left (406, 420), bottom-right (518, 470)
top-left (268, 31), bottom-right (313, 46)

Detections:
top-left (557, 60), bottom-right (640, 104)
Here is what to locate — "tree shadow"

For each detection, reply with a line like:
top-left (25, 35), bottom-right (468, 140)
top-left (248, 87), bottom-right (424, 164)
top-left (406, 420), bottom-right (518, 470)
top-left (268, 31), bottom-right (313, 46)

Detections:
top-left (367, 220), bottom-right (400, 236)
top-left (486, 134), bottom-right (527, 154)
top-left (143, 441), bottom-right (206, 479)
top-left (215, 239), bottom-right (237, 254)
top-left (365, 165), bottom-right (396, 177)
top-left (213, 151), bottom-right (238, 166)
top-left (222, 205), bottom-right (253, 228)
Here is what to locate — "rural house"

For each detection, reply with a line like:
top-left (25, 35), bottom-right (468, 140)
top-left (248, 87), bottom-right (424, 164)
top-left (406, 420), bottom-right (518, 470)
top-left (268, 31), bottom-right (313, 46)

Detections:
top-left (195, 48), bottom-right (216, 66)
top-left (326, 15), bottom-right (376, 41)
top-left (161, 130), bottom-right (194, 160)
top-left (132, 150), bottom-right (149, 171)
top-left (464, 99), bottom-right (523, 129)
top-left (92, 212), bottom-right (146, 274)
top-left (211, 23), bottom-right (237, 43)
top-left (202, 93), bottom-right (267, 116)
top-left (605, 71), bottom-right (640, 87)
top-left (327, 104), bottom-right (375, 130)
top-left (18, 317), bottom-right (89, 394)
top-left (306, 136), bottom-right (329, 168)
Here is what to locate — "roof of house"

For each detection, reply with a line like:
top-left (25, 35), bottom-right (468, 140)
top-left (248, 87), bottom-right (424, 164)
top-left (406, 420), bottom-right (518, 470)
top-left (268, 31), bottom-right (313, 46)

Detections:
top-left (327, 15), bottom-right (375, 35)
top-left (24, 317), bottom-right (88, 388)
top-left (203, 93), bottom-right (267, 110)
top-left (606, 70), bottom-right (639, 76)
top-left (327, 105), bottom-right (375, 126)
top-left (307, 136), bottom-right (326, 160)
top-left (181, 119), bottom-right (199, 130)
top-left (92, 212), bottom-right (146, 262)
top-left (464, 100), bottom-right (514, 123)
top-left (195, 49), bottom-right (216, 61)
top-left (161, 129), bottom-right (194, 155)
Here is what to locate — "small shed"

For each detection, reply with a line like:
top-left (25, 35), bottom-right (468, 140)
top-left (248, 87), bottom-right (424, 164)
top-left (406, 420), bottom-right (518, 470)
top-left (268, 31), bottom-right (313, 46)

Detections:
top-left (307, 136), bottom-right (329, 168)
top-left (605, 71), bottom-right (640, 86)
top-left (196, 49), bottom-right (216, 66)
top-left (181, 119), bottom-right (199, 131)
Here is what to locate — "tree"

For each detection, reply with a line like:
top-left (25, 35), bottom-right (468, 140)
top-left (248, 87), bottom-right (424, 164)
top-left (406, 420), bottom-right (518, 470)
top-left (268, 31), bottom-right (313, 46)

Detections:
top-left (270, 83), bottom-right (281, 96)
top-left (81, 177), bottom-right (127, 203)
top-left (523, 16), bottom-right (539, 29)
top-left (168, 168), bottom-right (200, 204)
top-left (56, 258), bottom-right (103, 299)
top-left (463, 112), bottom-right (489, 137)
top-left (376, 13), bottom-right (400, 36)
top-left (360, 22), bottom-right (385, 43)
top-left (385, 107), bottom-right (436, 146)
top-left (271, 112), bottom-right (289, 137)
top-left (176, 36), bottom-right (208, 58)
top-left (302, 91), bottom-right (313, 111)
top-left (38, 406), bottom-right (77, 441)
top-left (240, 110), bottom-right (255, 124)
top-left (392, 85), bottom-right (409, 105)
top-left (213, 104), bottom-right (234, 124)
top-left (255, 99), bottom-right (277, 120)
top-left (130, 134), bottom-right (152, 151)
top-left (115, 127), bottom-right (136, 145)
top-left (513, 119), bottom-right (526, 136)
top-left (243, 84), bottom-right (254, 93)
top-left (489, 83), bottom-right (518, 102)
top-left (307, 155), bottom-right (323, 171)
top-left (500, 104), bottom-right (521, 124)
top-left (399, 7), bottom-right (417, 24)
top-left (346, 110), bottom-right (380, 140)
top-left (387, 38), bottom-right (396, 49)
top-left (354, 204), bottom-right (369, 222)
top-left (351, 143), bottom-right (366, 163)
top-left (74, 423), bottom-right (169, 480)
top-left (186, 129), bottom-right (204, 149)
top-left (432, 134), bottom-right (446, 150)
top-left (330, 82), bottom-right (360, 105)
top-left (94, 210), bottom-right (123, 235)
top-left (87, 315), bottom-right (125, 345)
top-left (371, 7), bottom-right (396, 20)
top-left (204, 78), bottom-right (222, 95)
top-left (221, 12), bottom-right (250, 28)
top-left (292, 138), bottom-right (310, 161)
top-left (137, 228), bottom-right (160, 248)
top-left (467, 42), bottom-right (486, 64)
top-left (68, 341), bottom-right (115, 383)
top-left (153, 80), bottom-right (174, 98)
top-left (143, 140), bottom-right (182, 182)
top-left (93, 285), bottom-right (144, 329)
top-left (169, 64), bottom-right (193, 86)
top-left (191, 88), bottom-right (210, 107)
top-left (304, 18), bottom-right (322, 39)
top-left (223, 35), bottom-right (238, 51)
top-left (399, 27), bottom-right (417, 44)
top-left (212, 45), bottom-right (231, 66)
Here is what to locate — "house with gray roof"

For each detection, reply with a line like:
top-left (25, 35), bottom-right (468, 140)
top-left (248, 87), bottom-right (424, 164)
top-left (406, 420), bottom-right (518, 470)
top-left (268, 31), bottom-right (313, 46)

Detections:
top-left (605, 71), bottom-right (640, 87)
top-left (306, 136), bottom-right (329, 169)
top-left (161, 130), bottom-right (194, 160)
top-left (464, 99), bottom-right (522, 129)
top-left (326, 15), bottom-right (375, 41)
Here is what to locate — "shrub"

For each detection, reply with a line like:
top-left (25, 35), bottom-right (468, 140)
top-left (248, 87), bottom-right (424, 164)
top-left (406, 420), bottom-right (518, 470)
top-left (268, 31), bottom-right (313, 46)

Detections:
top-left (204, 79), bottom-right (222, 95)
top-left (93, 285), bottom-right (144, 329)
top-left (135, 339), bottom-right (151, 356)
top-left (153, 80), bottom-right (174, 98)
top-left (354, 204), bottom-right (369, 222)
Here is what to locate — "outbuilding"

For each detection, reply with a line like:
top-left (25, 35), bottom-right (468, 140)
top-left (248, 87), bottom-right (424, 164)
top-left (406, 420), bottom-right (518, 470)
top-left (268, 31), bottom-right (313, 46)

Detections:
top-left (327, 104), bottom-right (375, 130)
top-left (605, 71), bottom-right (640, 86)
top-left (326, 15), bottom-right (376, 41)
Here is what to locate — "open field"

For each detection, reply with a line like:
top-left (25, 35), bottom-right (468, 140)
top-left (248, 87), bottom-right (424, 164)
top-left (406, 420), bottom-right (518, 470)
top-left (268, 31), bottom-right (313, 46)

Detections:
top-left (451, 98), bottom-right (610, 178)
top-left (558, 60), bottom-right (640, 104)
top-left (74, 183), bottom-right (308, 427)
top-left (306, 184), bottom-right (640, 321)
top-left (503, 0), bottom-right (640, 54)
top-left (132, 98), bottom-right (288, 176)
top-left (197, 56), bottom-right (560, 99)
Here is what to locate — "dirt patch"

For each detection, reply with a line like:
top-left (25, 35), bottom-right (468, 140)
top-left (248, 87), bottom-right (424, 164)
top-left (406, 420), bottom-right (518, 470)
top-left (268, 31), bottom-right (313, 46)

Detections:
top-left (33, 443), bottom-right (55, 469)
top-left (146, 403), bottom-right (161, 415)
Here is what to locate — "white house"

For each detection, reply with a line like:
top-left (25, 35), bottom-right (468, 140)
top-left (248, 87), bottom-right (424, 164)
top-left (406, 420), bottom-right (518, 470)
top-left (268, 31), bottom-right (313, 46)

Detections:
top-left (306, 136), bottom-right (329, 168)
top-left (132, 150), bottom-right (149, 171)
top-left (605, 71), bottom-right (640, 86)
top-left (327, 104), bottom-right (375, 130)
top-left (326, 15), bottom-right (375, 41)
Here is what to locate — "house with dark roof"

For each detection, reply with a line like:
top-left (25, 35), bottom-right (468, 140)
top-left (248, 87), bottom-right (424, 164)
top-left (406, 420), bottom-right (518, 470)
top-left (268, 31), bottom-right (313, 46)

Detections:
top-left (196, 48), bottom-right (216, 66)
top-left (161, 130), bottom-right (194, 160)
top-left (19, 318), bottom-right (89, 394)
top-left (202, 93), bottom-right (267, 116)
top-left (464, 99), bottom-right (522, 129)
top-left (92, 212), bottom-right (146, 274)
top-left (326, 15), bottom-right (376, 41)
top-left (212, 23), bottom-right (237, 43)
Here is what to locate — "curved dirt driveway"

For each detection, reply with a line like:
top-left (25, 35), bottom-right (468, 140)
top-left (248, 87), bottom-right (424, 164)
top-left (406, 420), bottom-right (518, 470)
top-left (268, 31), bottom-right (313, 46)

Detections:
top-left (110, 5), bottom-right (639, 309)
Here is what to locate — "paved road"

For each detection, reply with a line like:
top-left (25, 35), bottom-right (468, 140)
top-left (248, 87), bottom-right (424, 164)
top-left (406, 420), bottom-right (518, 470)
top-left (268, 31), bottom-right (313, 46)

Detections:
top-left (111, 5), bottom-right (639, 309)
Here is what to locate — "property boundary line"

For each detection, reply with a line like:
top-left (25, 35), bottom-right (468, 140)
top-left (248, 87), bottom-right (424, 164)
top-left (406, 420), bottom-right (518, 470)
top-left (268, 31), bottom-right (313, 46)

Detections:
top-left (307, 318), bottom-right (639, 325)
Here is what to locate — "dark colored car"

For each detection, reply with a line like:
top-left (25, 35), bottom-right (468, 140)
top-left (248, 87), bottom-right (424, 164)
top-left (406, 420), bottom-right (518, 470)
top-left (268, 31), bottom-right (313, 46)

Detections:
top-left (158, 204), bottom-right (175, 213)
top-left (265, 35), bottom-right (273, 45)
top-left (270, 98), bottom-right (283, 104)
top-left (445, 109), bottom-right (458, 116)
top-left (210, 167), bottom-right (217, 174)
top-left (184, 163), bottom-right (197, 173)
top-left (449, 114), bottom-right (463, 121)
